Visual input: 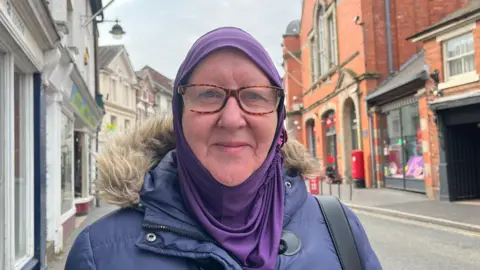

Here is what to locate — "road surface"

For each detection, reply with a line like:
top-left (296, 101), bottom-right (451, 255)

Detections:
top-left (357, 211), bottom-right (480, 269)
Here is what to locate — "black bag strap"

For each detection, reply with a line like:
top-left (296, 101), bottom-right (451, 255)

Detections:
top-left (315, 196), bottom-right (363, 270)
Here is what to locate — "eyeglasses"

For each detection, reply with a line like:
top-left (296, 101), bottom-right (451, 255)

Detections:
top-left (178, 84), bottom-right (284, 115)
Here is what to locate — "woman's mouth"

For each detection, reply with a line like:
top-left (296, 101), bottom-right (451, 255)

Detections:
top-left (213, 142), bottom-right (250, 154)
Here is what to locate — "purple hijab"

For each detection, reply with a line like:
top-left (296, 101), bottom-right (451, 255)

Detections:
top-left (172, 27), bottom-right (288, 270)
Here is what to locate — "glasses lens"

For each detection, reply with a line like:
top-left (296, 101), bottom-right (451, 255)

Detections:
top-left (182, 85), bottom-right (226, 112)
top-left (239, 86), bottom-right (279, 113)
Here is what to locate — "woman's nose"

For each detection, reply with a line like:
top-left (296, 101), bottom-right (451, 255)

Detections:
top-left (218, 96), bottom-right (247, 129)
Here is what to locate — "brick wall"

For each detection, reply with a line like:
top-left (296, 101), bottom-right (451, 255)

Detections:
top-left (418, 16), bottom-right (480, 198)
top-left (285, 0), bottom-right (474, 189)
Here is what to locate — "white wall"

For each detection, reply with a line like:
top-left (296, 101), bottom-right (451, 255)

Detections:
top-left (49, 0), bottom-right (96, 97)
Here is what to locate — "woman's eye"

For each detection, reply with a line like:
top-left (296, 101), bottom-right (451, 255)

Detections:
top-left (199, 90), bottom-right (222, 98)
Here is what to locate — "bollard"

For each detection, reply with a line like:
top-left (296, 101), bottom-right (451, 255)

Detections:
top-left (320, 177), bottom-right (324, 195)
top-left (349, 178), bottom-right (353, 201)
top-left (338, 180), bottom-right (341, 200)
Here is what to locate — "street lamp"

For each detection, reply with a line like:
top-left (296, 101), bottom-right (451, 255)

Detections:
top-left (82, 0), bottom-right (126, 40)
top-left (108, 19), bottom-right (126, 40)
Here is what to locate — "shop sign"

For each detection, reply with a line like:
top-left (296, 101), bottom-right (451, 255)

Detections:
top-left (1, 1), bottom-right (44, 67)
top-left (70, 83), bottom-right (98, 129)
top-left (5, 2), bottom-right (25, 35)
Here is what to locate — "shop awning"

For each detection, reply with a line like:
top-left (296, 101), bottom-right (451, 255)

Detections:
top-left (429, 90), bottom-right (480, 111)
top-left (365, 51), bottom-right (428, 105)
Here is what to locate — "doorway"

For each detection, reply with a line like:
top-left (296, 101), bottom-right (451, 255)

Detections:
top-left (74, 131), bottom-right (83, 198)
top-left (306, 119), bottom-right (316, 157)
top-left (445, 122), bottom-right (480, 201)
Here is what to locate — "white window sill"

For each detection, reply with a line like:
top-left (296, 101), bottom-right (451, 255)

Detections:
top-left (439, 72), bottom-right (480, 90)
top-left (74, 195), bottom-right (94, 204)
top-left (60, 207), bottom-right (77, 225)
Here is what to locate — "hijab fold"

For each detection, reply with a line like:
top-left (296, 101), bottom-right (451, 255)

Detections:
top-left (172, 27), bottom-right (288, 270)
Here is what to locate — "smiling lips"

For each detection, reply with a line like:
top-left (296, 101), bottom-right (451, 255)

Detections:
top-left (213, 141), bottom-right (250, 153)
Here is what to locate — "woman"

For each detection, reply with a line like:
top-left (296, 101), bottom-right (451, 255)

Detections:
top-left (65, 27), bottom-right (381, 270)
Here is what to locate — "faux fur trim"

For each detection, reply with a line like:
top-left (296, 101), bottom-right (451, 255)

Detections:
top-left (95, 115), bottom-right (320, 207)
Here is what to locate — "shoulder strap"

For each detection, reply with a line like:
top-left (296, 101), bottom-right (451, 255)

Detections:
top-left (315, 196), bottom-right (363, 270)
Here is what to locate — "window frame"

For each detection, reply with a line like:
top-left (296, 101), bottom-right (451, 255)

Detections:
top-left (1, 53), bottom-right (35, 269)
top-left (325, 3), bottom-right (338, 67)
top-left (442, 32), bottom-right (476, 81)
top-left (312, 2), bottom-right (339, 79)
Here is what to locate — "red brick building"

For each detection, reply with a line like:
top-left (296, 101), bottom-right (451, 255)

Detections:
top-left (135, 66), bottom-right (173, 124)
top-left (282, 0), bottom-right (472, 197)
top-left (405, 1), bottom-right (480, 201)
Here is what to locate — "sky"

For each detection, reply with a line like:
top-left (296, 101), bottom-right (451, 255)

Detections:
top-left (97, 0), bottom-right (302, 80)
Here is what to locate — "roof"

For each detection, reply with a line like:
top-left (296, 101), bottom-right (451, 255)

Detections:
top-left (285, 20), bottom-right (300, 35)
top-left (139, 65), bottom-right (173, 91)
top-left (408, 0), bottom-right (480, 40)
top-left (430, 90), bottom-right (480, 110)
top-left (365, 50), bottom-right (428, 102)
top-left (98, 45), bottom-right (124, 69)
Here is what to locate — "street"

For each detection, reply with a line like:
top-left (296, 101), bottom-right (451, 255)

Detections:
top-left (357, 211), bottom-right (480, 270)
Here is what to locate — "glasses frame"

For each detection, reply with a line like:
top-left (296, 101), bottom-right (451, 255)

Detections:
top-left (178, 83), bottom-right (284, 115)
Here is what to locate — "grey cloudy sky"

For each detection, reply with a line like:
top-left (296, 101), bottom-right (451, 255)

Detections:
top-left (97, 0), bottom-right (302, 79)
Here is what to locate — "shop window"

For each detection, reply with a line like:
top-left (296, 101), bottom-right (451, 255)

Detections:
top-left (444, 33), bottom-right (475, 79)
top-left (383, 104), bottom-right (423, 180)
top-left (61, 113), bottom-right (74, 214)
top-left (401, 104), bottom-right (423, 179)
top-left (384, 110), bottom-right (403, 178)
top-left (14, 74), bottom-right (27, 261)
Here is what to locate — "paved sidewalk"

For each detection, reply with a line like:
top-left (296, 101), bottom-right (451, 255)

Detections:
top-left (48, 201), bottom-right (119, 270)
top-left (312, 181), bottom-right (480, 232)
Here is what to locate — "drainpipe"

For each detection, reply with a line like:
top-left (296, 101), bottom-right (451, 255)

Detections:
top-left (367, 103), bottom-right (377, 188)
top-left (385, 0), bottom-right (394, 74)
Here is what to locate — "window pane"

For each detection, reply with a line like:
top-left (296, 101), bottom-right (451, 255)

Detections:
top-left (446, 33), bottom-right (473, 58)
top-left (14, 74), bottom-right (27, 260)
top-left (61, 113), bottom-right (74, 214)
top-left (317, 8), bottom-right (325, 74)
top-left (463, 54), bottom-right (475, 73)
top-left (448, 58), bottom-right (463, 77)
top-left (401, 105), bottom-right (424, 179)
top-left (328, 16), bottom-right (336, 66)
top-left (384, 110), bottom-right (403, 178)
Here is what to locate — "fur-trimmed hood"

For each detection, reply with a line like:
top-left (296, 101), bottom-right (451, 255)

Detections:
top-left (95, 115), bottom-right (320, 207)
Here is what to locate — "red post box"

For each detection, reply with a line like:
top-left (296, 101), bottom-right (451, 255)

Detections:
top-left (351, 150), bottom-right (366, 188)
top-left (309, 176), bottom-right (320, 195)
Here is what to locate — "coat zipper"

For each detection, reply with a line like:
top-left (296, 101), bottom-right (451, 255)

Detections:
top-left (142, 223), bottom-right (243, 267)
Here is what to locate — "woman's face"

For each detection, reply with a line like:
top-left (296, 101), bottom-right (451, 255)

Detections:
top-left (182, 48), bottom-right (278, 187)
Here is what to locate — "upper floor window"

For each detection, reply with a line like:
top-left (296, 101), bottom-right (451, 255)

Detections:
top-left (124, 119), bottom-right (130, 131)
top-left (327, 14), bottom-right (337, 67)
top-left (317, 7), bottom-right (327, 75)
top-left (124, 84), bottom-right (130, 107)
top-left (444, 33), bottom-right (475, 79)
top-left (310, 3), bottom-right (338, 81)
top-left (110, 79), bottom-right (117, 102)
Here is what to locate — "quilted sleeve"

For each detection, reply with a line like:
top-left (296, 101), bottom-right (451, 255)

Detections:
top-left (65, 229), bottom-right (97, 270)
